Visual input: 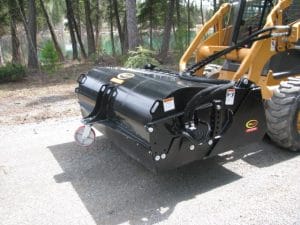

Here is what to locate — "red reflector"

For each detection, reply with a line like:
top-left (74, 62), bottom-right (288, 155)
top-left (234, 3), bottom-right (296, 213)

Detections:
top-left (246, 127), bottom-right (258, 133)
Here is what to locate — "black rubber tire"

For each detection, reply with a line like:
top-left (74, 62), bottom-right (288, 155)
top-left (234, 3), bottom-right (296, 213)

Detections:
top-left (265, 77), bottom-right (300, 151)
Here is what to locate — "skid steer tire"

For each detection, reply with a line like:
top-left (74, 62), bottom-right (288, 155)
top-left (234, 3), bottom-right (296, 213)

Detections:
top-left (265, 77), bottom-right (300, 152)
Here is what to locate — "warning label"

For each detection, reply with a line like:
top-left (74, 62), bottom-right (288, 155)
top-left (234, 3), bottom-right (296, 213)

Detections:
top-left (225, 89), bottom-right (235, 105)
top-left (163, 97), bottom-right (175, 112)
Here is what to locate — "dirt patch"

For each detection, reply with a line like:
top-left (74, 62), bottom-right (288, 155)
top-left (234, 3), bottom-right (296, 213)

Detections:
top-left (0, 63), bottom-right (93, 125)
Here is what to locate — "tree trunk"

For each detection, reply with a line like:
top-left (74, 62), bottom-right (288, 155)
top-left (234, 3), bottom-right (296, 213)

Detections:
top-left (213, 0), bottom-right (217, 13)
top-left (65, 0), bottom-right (78, 59)
top-left (74, 0), bottom-right (81, 36)
top-left (159, 0), bottom-right (175, 62)
top-left (200, 0), bottom-right (204, 25)
top-left (17, 0), bottom-right (26, 19)
top-left (149, 0), bottom-right (153, 49)
top-left (95, 0), bottom-right (101, 52)
top-left (66, 0), bottom-right (87, 59)
top-left (187, 0), bottom-right (191, 45)
top-left (27, 0), bottom-right (39, 69)
top-left (39, 0), bottom-right (65, 62)
top-left (8, 0), bottom-right (21, 64)
top-left (125, 0), bottom-right (139, 50)
top-left (174, 0), bottom-right (183, 52)
top-left (16, 0), bottom-right (31, 62)
top-left (109, 0), bottom-right (115, 56)
top-left (84, 0), bottom-right (96, 57)
top-left (0, 41), bottom-right (4, 65)
top-left (112, 0), bottom-right (125, 54)
top-left (123, 13), bottom-right (129, 52)
top-left (176, 0), bottom-right (181, 26)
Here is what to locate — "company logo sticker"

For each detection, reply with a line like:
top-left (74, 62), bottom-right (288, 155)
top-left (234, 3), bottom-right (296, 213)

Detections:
top-left (110, 77), bottom-right (124, 84)
top-left (117, 73), bottom-right (135, 80)
top-left (246, 120), bottom-right (258, 129)
top-left (245, 119), bottom-right (259, 133)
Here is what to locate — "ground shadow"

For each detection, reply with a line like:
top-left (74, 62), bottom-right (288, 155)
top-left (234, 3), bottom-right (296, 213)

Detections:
top-left (222, 136), bottom-right (297, 168)
top-left (48, 136), bottom-right (297, 225)
top-left (26, 94), bottom-right (75, 107)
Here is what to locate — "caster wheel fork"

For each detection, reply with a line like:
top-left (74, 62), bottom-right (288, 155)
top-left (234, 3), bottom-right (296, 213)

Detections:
top-left (74, 125), bottom-right (96, 147)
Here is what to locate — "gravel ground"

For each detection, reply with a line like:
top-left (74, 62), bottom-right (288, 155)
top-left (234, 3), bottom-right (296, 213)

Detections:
top-left (0, 74), bottom-right (82, 125)
top-left (0, 118), bottom-right (300, 225)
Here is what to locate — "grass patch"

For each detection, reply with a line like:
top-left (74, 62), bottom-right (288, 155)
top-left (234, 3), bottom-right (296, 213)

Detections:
top-left (0, 63), bottom-right (26, 83)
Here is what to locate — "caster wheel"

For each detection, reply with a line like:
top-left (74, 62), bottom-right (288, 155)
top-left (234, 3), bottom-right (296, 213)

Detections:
top-left (74, 125), bottom-right (96, 147)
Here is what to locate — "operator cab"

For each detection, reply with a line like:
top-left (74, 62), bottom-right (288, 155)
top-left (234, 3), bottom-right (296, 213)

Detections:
top-left (222, 0), bottom-right (300, 77)
top-left (231, 0), bottom-right (274, 44)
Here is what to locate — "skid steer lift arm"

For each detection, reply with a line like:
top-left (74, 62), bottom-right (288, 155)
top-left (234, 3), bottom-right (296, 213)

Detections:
top-left (182, 25), bottom-right (292, 75)
top-left (180, 0), bottom-right (300, 99)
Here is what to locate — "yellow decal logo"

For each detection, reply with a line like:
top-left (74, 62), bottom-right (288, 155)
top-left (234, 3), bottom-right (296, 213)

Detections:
top-left (246, 120), bottom-right (259, 129)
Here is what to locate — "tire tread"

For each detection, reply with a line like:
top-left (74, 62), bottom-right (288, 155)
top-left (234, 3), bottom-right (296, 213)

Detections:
top-left (265, 77), bottom-right (300, 151)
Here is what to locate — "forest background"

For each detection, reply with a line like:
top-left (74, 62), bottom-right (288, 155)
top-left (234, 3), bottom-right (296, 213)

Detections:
top-left (0, 0), bottom-right (228, 82)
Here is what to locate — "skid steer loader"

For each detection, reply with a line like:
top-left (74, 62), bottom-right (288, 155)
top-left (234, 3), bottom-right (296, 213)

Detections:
top-left (75, 0), bottom-right (300, 172)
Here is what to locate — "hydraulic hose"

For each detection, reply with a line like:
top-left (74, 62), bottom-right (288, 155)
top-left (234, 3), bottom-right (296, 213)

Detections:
top-left (144, 63), bottom-right (231, 84)
top-left (183, 84), bottom-right (222, 122)
top-left (179, 73), bottom-right (231, 84)
top-left (183, 82), bottom-right (234, 123)
top-left (184, 25), bottom-right (291, 74)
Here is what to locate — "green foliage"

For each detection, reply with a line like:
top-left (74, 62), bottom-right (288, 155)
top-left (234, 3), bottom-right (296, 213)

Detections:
top-left (173, 25), bottom-right (187, 55)
top-left (137, 0), bottom-right (202, 53)
top-left (0, 0), bottom-right (9, 37)
top-left (49, 0), bottom-right (66, 25)
top-left (124, 46), bottom-right (159, 68)
top-left (35, 0), bottom-right (65, 30)
top-left (137, 0), bottom-right (167, 29)
top-left (0, 0), bottom-right (230, 66)
top-left (0, 63), bottom-right (26, 83)
top-left (40, 40), bottom-right (59, 72)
